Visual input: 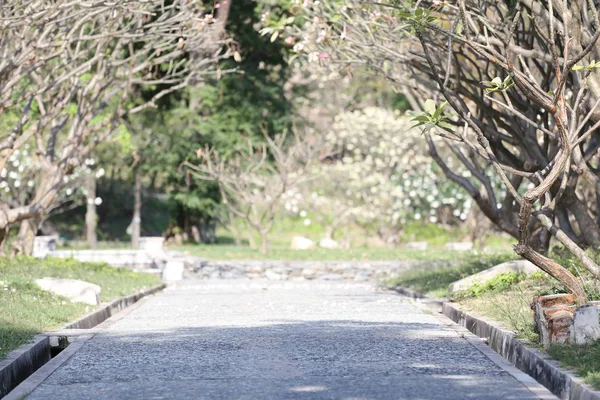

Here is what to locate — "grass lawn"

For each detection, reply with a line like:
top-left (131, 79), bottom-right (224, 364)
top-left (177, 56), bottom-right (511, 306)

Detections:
top-left (171, 243), bottom-right (513, 262)
top-left (389, 250), bottom-right (600, 389)
top-left (0, 257), bottom-right (161, 360)
top-left (383, 252), bottom-right (515, 297)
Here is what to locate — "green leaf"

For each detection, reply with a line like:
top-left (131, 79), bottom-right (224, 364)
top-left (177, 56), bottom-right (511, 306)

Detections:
top-left (432, 101), bottom-right (448, 119)
top-left (572, 65), bottom-right (585, 71)
top-left (423, 99), bottom-right (436, 114)
top-left (270, 31), bottom-right (279, 43)
top-left (438, 121), bottom-right (454, 131)
top-left (411, 115), bottom-right (431, 122)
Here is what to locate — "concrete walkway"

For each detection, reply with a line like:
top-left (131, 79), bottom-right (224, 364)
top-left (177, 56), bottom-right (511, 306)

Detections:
top-left (26, 280), bottom-right (554, 399)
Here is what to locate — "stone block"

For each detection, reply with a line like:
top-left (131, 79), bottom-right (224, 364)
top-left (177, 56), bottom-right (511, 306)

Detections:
top-left (246, 265), bottom-right (264, 273)
top-left (35, 278), bottom-right (101, 305)
top-left (32, 236), bottom-right (58, 258)
top-left (301, 268), bottom-right (317, 278)
top-left (290, 236), bottom-right (315, 250)
top-left (319, 238), bottom-right (339, 249)
top-left (139, 237), bottom-right (165, 255)
top-left (571, 304), bottom-right (600, 344)
top-left (531, 294), bottom-right (575, 347)
top-left (320, 273), bottom-right (342, 281)
top-left (547, 310), bottom-right (574, 344)
top-left (265, 270), bottom-right (282, 281)
top-left (162, 260), bottom-right (185, 281)
top-left (406, 241), bottom-right (428, 250)
top-left (449, 260), bottom-right (539, 293)
top-left (445, 242), bottom-right (474, 251)
top-left (534, 293), bottom-right (574, 309)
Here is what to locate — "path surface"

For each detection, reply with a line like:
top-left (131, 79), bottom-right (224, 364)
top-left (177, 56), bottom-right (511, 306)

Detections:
top-left (27, 280), bottom-right (552, 400)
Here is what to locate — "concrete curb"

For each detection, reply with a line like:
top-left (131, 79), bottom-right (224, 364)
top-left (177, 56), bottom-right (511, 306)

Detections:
top-left (0, 283), bottom-right (165, 399)
top-left (442, 302), bottom-right (600, 400)
top-left (389, 286), bottom-right (428, 299)
top-left (434, 311), bottom-right (557, 399)
top-left (63, 283), bottom-right (166, 329)
top-left (388, 286), bottom-right (600, 400)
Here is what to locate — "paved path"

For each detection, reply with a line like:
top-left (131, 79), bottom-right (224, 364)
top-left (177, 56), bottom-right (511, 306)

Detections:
top-left (27, 280), bottom-right (552, 399)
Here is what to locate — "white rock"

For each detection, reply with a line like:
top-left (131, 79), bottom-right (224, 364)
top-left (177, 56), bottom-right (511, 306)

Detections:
top-left (405, 241), bottom-right (428, 250)
top-left (162, 260), bottom-right (185, 281)
top-left (35, 277), bottom-right (101, 305)
top-left (139, 237), bottom-right (165, 255)
top-left (445, 242), bottom-right (474, 251)
top-left (319, 238), bottom-right (339, 249)
top-left (572, 304), bottom-right (600, 344)
top-left (448, 260), bottom-right (539, 293)
top-left (32, 236), bottom-right (58, 258)
top-left (265, 269), bottom-right (282, 281)
top-left (290, 236), bottom-right (315, 250)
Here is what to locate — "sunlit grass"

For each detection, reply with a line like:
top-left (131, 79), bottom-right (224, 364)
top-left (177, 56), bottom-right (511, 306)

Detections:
top-left (384, 252), bottom-right (514, 297)
top-left (548, 341), bottom-right (600, 390)
top-left (0, 257), bottom-right (161, 360)
top-left (171, 243), bottom-right (513, 262)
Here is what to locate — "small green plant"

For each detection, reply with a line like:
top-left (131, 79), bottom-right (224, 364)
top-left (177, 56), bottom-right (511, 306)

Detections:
top-left (482, 76), bottom-right (515, 93)
top-left (453, 272), bottom-right (525, 300)
top-left (398, 8), bottom-right (437, 34)
top-left (572, 60), bottom-right (600, 72)
top-left (410, 99), bottom-right (454, 135)
top-left (386, 252), bottom-right (514, 298)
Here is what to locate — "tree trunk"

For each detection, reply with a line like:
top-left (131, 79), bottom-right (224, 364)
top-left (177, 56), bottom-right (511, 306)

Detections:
top-left (0, 226), bottom-right (7, 254)
top-left (131, 170), bottom-right (142, 248)
top-left (12, 215), bottom-right (43, 256)
top-left (247, 230), bottom-right (256, 248)
top-left (514, 244), bottom-right (588, 304)
top-left (231, 221), bottom-right (242, 246)
top-left (259, 232), bottom-right (269, 254)
top-left (0, 163), bottom-right (63, 250)
top-left (85, 173), bottom-right (98, 249)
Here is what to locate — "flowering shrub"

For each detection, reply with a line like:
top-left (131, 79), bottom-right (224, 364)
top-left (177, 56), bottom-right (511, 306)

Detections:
top-left (279, 107), bottom-right (481, 243)
top-left (0, 145), bottom-right (103, 217)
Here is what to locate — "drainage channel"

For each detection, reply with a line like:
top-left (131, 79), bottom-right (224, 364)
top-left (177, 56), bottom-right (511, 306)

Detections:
top-left (0, 284), bottom-right (165, 399)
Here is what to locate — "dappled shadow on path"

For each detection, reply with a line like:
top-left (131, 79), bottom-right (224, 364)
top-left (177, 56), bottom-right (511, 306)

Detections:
top-left (25, 319), bottom-right (541, 400)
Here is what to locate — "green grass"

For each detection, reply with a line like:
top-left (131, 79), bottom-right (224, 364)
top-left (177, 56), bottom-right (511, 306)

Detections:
top-left (171, 243), bottom-right (506, 262)
top-left (57, 241), bottom-right (135, 251)
top-left (0, 256), bottom-right (161, 360)
top-left (384, 252), bottom-right (514, 297)
top-left (548, 342), bottom-right (600, 389)
top-left (457, 275), bottom-right (553, 342)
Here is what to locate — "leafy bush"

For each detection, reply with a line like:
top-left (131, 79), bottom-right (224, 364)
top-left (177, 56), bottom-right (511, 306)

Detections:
top-left (452, 272), bottom-right (526, 300)
top-left (386, 252), bottom-right (514, 298)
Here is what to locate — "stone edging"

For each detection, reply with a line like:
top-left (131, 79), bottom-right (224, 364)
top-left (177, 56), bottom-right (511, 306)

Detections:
top-left (442, 302), bottom-right (600, 400)
top-left (63, 284), bottom-right (166, 329)
top-left (0, 283), bottom-right (165, 399)
top-left (181, 256), bottom-right (457, 281)
top-left (390, 286), bottom-right (600, 400)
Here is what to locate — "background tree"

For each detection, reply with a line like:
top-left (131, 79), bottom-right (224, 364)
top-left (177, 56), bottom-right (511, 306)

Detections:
top-left (265, 0), bottom-right (600, 303)
top-left (184, 129), bottom-right (319, 254)
top-left (0, 0), bottom-right (229, 252)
